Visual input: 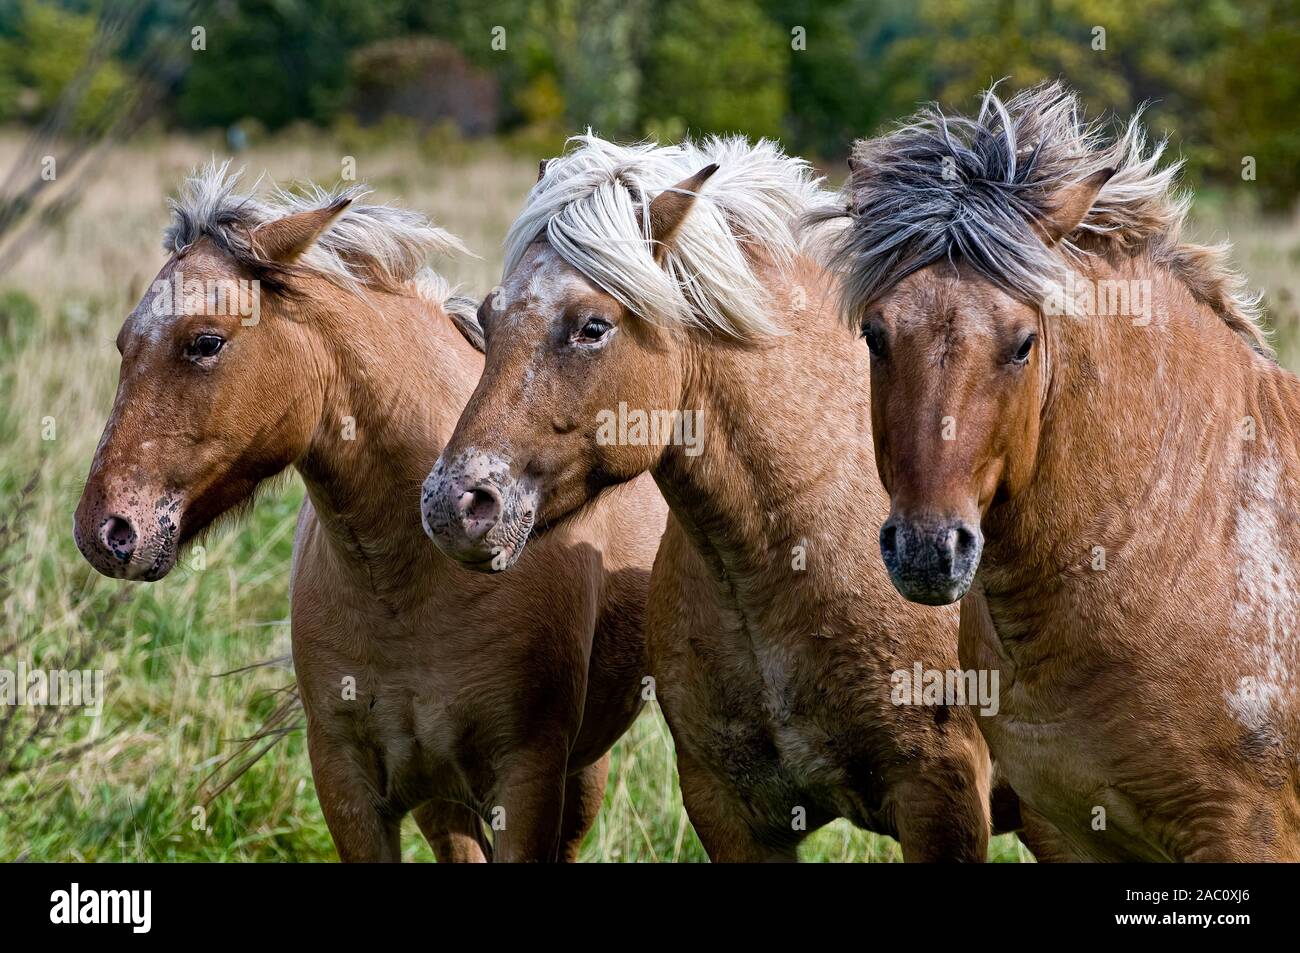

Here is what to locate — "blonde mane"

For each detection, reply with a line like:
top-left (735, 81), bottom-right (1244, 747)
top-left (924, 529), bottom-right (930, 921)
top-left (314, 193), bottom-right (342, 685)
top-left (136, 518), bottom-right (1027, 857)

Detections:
top-left (504, 134), bottom-right (830, 338)
top-left (815, 82), bottom-right (1269, 356)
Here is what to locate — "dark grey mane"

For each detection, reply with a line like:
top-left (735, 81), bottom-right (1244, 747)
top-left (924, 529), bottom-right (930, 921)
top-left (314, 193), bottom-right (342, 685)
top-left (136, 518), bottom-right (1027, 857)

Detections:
top-left (811, 82), bottom-right (1268, 356)
top-left (164, 160), bottom-right (471, 304)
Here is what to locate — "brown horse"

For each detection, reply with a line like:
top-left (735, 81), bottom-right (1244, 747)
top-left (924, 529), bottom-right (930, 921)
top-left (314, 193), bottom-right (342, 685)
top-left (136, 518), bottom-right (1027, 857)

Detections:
top-left (73, 165), bottom-right (666, 861)
top-left (421, 136), bottom-right (995, 861)
top-left (818, 83), bottom-right (1300, 860)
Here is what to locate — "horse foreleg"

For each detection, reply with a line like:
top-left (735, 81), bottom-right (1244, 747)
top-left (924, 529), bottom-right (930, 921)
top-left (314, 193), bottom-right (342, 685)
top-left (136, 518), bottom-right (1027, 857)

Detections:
top-left (489, 744), bottom-right (570, 862)
top-left (889, 765), bottom-right (990, 863)
top-left (676, 749), bottom-right (799, 862)
top-left (557, 753), bottom-right (610, 862)
top-left (1017, 804), bottom-right (1084, 862)
top-left (307, 725), bottom-right (402, 862)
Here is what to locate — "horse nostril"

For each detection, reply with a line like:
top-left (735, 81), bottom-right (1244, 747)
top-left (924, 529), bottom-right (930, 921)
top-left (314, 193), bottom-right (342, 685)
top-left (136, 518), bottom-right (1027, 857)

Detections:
top-left (880, 521), bottom-right (898, 561)
top-left (954, 525), bottom-right (978, 559)
top-left (456, 484), bottom-right (502, 537)
top-left (100, 515), bottom-right (137, 562)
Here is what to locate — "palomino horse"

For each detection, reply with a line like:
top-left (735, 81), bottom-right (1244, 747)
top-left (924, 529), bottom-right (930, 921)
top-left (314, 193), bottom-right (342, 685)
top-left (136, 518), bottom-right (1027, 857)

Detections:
top-left (421, 136), bottom-right (996, 861)
top-left (74, 165), bottom-right (666, 861)
top-left (817, 83), bottom-right (1300, 860)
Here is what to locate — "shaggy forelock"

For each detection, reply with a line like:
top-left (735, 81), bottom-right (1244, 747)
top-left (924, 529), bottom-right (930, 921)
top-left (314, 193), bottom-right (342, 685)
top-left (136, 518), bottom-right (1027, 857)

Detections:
top-left (504, 134), bottom-right (831, 338)
top-left (812, 82), bottom-right (1269, 357)
top-left (163, 160), bottom-right (470, 302)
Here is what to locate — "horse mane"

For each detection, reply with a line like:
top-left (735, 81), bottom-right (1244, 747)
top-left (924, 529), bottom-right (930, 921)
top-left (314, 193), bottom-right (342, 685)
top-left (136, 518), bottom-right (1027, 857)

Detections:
top-left (812, 82), bottom-right (1269, 357)
top-left (504, 133), bottom-right (831, 338)
top-left (420, 276), bottom-right (484, 352)
top-left (163, 161), bottom-right (483, 349)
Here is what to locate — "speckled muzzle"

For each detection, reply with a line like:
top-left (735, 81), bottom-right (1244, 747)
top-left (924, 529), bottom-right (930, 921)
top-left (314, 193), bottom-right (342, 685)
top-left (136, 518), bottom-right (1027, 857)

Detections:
top-left (73, 480), bottom-right (184, 582)
top-left (420, 449), bottom-right (539, 573)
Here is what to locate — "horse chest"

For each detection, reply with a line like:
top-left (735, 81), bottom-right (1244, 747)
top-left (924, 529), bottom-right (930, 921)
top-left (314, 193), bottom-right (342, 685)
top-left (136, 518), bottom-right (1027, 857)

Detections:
top-left (967, 620), bottom-right (1190, 859)
top-left (657, 545), bottom-right (884, 826)
top-left (347, 676), bottom-right (470, 797)
top-left (696, 705), bottom-right (855, 829)
top-left (296, 623), bottom-right (484, 809)
top-left (960, 591), bottom-right (1170, 858)
top-left (699, 632), bottom-right (868, 816)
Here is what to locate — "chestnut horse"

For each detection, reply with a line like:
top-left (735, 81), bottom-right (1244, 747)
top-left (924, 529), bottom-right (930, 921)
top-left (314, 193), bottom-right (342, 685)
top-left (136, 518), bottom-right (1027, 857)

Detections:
top-left (421, 136), bottom-right (995, 861)
top-left (818, 83), bottom-right (1300, 860)
top-left (74, 165), bottom-right (666, 861)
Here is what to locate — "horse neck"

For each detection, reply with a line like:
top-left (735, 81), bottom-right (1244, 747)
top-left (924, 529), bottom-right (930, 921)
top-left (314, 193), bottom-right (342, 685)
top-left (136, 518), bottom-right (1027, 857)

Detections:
top-left (654, 258), bottom-right (880, 621)
top-left (984, 251), bottom-right (1297, 596)
top-left (295, 285), bottom-right (483, 595)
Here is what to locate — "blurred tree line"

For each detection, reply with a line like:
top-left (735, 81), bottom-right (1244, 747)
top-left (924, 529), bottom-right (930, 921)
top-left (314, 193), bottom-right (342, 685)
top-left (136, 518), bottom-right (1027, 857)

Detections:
top-left (0, 0), bottom-right (1296, 205)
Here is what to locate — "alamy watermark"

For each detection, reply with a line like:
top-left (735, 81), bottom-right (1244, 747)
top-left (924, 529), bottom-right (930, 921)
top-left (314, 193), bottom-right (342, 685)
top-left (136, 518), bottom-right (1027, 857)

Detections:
top-left (149, 269), bottom-right (261, 326)
top-left (595, 402), bottom-right (704, 457)
top-left (50, 883), bottom-right (150, 933)
top-left (0, 663), bottom-right (105, 716)
top-left (890, 663), bottom-right (999, 716)
top-left (1042, 271), bottom-right (1152, 325)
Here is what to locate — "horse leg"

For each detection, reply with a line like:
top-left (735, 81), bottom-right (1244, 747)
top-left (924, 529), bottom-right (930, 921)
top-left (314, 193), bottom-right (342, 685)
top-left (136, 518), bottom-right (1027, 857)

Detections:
top-left (490, 744), bottom-right (570, 862)
top-left (676, 749), bottom-right (799, 862)
top-left (1017, 804), bottom-right (1084, 862)
top-left (889, 765), bottom-right (990, 862)
top-left (306, 726), bottom-right (402, 862)
top-left (413, 800), bottom-right (491, 863)
top-left (313, 777), bottom-right (401, 862)
top-left (319, 801), bottom-right (400, 862)
top-left (557, 753), bottom-right (610, 862)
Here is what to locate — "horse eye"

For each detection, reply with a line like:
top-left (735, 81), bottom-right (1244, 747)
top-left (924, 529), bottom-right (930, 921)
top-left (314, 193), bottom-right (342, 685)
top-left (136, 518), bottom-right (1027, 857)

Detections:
top-left (186, 333), bottom-right (226, 360)
top-left (1010, 332), bottom-right (1036, 365)
top-left (860, 320), bottom-right (887, 359)
top-left (577, 317), bottom-right (613, 342)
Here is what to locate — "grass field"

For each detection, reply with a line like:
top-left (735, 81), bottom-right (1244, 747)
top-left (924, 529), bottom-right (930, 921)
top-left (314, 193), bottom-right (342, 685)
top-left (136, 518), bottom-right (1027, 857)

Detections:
top-left (1, 127), bottom-right (1297, 861)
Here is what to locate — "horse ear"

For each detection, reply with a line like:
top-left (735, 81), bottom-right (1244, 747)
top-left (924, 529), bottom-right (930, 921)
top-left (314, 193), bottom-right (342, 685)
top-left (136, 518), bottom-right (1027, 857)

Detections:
top-left (251, 197), bottom-right (351, 264)
top-left (537, 159), bottom-right (549, 182)
top-left (647, 163), bottom-right (718, 263)
top-left (1039, 168), bottom-right (1115, 245)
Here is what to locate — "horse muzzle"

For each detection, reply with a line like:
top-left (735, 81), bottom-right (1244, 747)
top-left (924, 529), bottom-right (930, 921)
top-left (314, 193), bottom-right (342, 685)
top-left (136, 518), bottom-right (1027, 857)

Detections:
top-left (421, 449), bottom-right (538, 572)
top-left (73, 482), bottom-right (184, 582)
top-left (879, 513), bottom-right (983, 605)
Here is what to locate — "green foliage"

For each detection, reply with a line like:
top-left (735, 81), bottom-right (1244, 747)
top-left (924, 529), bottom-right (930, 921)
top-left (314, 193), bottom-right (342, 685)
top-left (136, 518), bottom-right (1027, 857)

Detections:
top-left (3, 0), bottom-right (1295, 204)
top-left (0, 0), bottom-right (128, 131)
top-left (514, 69), bottom-right (564, 127)
top-left (556, 0), bottom-right (644, 136)
top-left (0, 288), bottom-right (39, 356)
top-left (889, 0), bottom-right (1129, 114)
top-left (641, 0), bottom-right (788, 141)
top-left (879, 0), bottom-right (1298, 204)
top-left (176, 0), bottom-right (404, 129)
top-left (1210, 0), bottom-right (1300, 207)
